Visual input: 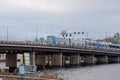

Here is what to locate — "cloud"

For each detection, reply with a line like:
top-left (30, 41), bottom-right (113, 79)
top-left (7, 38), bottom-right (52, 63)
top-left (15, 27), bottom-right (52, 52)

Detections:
top-left (0, 0), bottom-right (103, 14)
top-left (0, 0), bottom-right (120, 40)
top-left (0, 0), bottom-right (70, 14)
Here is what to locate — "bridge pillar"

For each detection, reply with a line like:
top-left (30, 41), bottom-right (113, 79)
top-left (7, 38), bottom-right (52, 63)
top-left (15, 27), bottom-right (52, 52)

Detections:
top-left (97, 55), bottom-right (108, 64)
top-left (35, 54), bottom-right (47, 66)
top-left (51, 53), bottom-right (63, 67)
top-left (20, 54), bottom-right (24, 64)
top-left (62, 55), bottom-right (71, 67)
top-left (30, 52), bottom-right (36, 65)
top-left (117, 57), bottom-right (120, 63)
top-left (62, 55), bottom-right (65, 67)
top-left (79, 56), bottom-right (84, 65)
top-left (118, 57), bottom-right (120, 63)
top-left (84, 55), bottom-right (95, 65)
top-left (69, 54), bottom-right (79, 66)
top-left (6, 53), bottom-right (17, 72)
top-left (109, 56), bottom-right (119, 63)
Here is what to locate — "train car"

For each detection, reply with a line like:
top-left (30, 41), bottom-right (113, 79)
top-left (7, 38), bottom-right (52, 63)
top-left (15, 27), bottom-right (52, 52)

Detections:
top-left (47, 36), bottom-right (120, 51)
top-left (47, 36), bottom-right (56, 45)
top-left (70, 39), bottom-right (86, 48)
top-left (98, 42), bottom-right (108, 50)
top-left (72, 40), bottom-right (81, 47)
top-left (109, 43), bottom-right (120, 51)
top-left (47, 36), bottom-right (71, 46)
top-left (87, 40), bottom-right (97, 49)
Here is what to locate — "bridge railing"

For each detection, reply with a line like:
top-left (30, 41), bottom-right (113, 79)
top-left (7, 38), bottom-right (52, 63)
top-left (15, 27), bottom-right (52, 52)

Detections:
top-left (0, 40), bottom-right (119, 53)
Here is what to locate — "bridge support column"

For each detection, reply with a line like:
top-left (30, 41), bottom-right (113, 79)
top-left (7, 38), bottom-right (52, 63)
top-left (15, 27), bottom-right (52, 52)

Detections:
top-left (115, 57), bottom-right (119, 63)
top-left (84, 55), bottom-right (95, 65)
top-left (6, 53), bottom-right (17, 72)
top-left (52, 53), bottom-right (63, 67)
top-left (20, 54), bottom-right (24, 64)
top-left (118, 57), bottom-right (120, 63)
top-left (70, 54), bottom-right (79, 66)
top-left (30, 52), bottom-right (36, 65)
top-left (109, 56), bottom-right (119, 63)
top-left (35, 54), bottom-right (46, 66)
top-left (62, 55), bottom-right (65, 67)
top-left (97, 55), bottom-right (108, 64)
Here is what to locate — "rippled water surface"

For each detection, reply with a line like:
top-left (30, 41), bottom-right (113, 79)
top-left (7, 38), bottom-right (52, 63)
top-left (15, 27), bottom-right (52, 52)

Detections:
top-left (0, 62), bottom-right (120, 80)
top-left (54, 64), bottom-right (120, 80)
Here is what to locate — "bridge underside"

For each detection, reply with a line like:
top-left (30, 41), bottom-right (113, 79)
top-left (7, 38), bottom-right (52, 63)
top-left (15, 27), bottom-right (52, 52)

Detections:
top-left (3, 50), bottom-right (120, 72)
top-left (0, 45), bottom-right (120, 72)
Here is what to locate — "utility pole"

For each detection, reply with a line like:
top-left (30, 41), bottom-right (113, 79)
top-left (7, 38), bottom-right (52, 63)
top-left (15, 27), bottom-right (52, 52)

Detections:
top-left (3, 25), bottom-right (13, 41)
top-left (86, 32), bottom-right (88, 39)
top-left (105, 32), bottom-right (108, 42)
top-left (36, 28), bottom-right (38, 41)
top-left (35, 24), bottom-right (39, 41)
top-left (7, 27), bottom-right (8, 41)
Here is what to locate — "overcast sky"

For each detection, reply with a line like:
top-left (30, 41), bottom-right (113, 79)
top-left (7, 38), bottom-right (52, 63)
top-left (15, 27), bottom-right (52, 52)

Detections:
top-left (0, 0), bottom-right (120, 41)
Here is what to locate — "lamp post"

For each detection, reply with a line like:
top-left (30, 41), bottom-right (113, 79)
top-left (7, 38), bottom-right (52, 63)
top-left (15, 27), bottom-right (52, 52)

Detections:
top-left (6, 26), bottom-right (13, 41)
top-left (105, 32), bottom-right (108, 42)
top-left (36, 28), bottom-right (38, 41)
top-left (34, 24), bottom-right (39, 41)
top-left (7, 27), bottom-right (9, 41)
top-left (2, 25), bottom-right (13, 41)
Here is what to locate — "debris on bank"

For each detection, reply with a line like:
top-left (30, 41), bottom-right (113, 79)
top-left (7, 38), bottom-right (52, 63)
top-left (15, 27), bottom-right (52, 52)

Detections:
top-left (0, 67), bottom-right (65, 80)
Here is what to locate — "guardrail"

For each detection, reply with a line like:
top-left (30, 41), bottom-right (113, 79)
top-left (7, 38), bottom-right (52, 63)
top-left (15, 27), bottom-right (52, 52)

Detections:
top-left (0, 75), bottom-right (58, 80)
top-left (0, 40), bottom-right (119, 53)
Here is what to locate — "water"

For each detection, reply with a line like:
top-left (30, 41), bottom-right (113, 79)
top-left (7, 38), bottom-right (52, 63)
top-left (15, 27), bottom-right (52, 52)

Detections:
top-left (1, 61), bottom-right (120, 80)
top-left (55, 64), bottom-right (120, 80)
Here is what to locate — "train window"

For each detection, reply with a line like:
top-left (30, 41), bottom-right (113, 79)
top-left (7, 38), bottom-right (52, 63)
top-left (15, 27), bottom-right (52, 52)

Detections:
top-left (64, 42), bottom-right (66, 46)
top-left (88, 42), bottom-right (91, 45)
top-left (78, 44), bottom-right (80, 47)
top-left (58, 41), bottom-right (60, 45)
top-left (72, 43), bottom-right (74, 46)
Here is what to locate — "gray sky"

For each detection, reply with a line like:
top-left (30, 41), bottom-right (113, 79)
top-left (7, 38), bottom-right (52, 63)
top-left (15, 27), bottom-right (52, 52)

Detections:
top-left (0, 0), bottom-right (120, 41)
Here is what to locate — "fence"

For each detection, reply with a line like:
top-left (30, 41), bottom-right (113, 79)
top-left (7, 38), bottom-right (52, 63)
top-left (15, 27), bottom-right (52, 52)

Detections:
top-left (0, 75), bottom-right (58, 80)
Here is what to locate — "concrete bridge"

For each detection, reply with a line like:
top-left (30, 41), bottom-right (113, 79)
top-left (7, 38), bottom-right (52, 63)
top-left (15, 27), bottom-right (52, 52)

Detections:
top-left (0, 41), bottom-right (120, 72)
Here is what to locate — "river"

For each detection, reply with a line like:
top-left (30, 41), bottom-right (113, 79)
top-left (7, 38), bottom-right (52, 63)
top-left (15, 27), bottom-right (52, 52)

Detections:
top-left (0, 61), bottom-right (120, 80)
top-left (54, 64), bottom-right (120, 80)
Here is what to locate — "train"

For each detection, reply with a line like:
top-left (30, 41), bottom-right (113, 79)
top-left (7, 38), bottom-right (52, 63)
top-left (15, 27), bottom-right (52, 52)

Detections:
top-left (0, 35), bottom-right (119, 51)
top-left (46, 36), bottom-right (120, 51)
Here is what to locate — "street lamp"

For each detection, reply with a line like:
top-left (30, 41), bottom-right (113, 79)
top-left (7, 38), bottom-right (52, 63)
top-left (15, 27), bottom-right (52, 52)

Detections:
top-left (35, 28), bottom-right (39, 41)
top-left (2, 25), bottom-right (13, 41)
top-left (34, 24), bottom-right (39, 41)
top-left (7, 27), bottom-right (8, 41)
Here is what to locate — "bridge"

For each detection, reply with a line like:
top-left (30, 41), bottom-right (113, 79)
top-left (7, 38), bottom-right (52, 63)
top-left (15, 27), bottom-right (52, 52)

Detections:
top-left (0, 40), bottom-right (120, 72)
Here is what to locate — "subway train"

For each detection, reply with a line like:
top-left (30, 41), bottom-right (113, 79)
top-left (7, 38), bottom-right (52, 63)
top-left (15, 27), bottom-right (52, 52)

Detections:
top-left (46, 36), bottom-right (120, 51)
